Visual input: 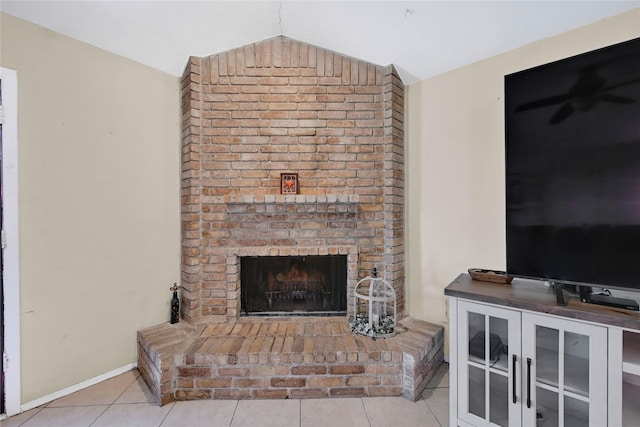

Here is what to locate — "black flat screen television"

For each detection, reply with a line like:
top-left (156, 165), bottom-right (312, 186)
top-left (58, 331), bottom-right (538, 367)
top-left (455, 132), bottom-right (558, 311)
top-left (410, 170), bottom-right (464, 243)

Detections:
top-left (505, 37), bottom-right (640, 293)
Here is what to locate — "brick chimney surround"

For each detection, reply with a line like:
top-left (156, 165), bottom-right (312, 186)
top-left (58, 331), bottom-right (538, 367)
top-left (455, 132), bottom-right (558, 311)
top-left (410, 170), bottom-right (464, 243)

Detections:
top-left (138, 37), bottom-right (444, 405)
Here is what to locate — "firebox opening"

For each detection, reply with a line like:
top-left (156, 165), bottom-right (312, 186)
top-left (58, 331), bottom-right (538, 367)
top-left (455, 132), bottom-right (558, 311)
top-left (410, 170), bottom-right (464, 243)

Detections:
top-left (240, 255), bottom-right (348, 316)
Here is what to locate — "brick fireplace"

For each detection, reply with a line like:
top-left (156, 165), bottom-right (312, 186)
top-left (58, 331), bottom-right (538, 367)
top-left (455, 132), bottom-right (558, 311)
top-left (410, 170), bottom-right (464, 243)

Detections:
top-left (138, 37), bottom-right (444, 405)
top-left (180, 36), bottom-right (406, 323)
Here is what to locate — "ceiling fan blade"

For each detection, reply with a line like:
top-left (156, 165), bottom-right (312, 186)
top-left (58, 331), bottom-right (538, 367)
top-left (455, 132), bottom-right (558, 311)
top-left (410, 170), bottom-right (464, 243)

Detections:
top-left (599, 93), bottom-right (635, 104)
top-left (549, 103), bottom-right (575, 124)
top-left (515, 94), bottom-right (572, 112)
top-left (602, 77), bottom-right (640, 92)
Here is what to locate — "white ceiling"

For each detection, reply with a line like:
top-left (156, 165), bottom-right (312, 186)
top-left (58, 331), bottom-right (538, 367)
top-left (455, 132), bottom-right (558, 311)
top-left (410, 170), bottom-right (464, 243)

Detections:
top-left (2, 1), bottom-right (638, 84)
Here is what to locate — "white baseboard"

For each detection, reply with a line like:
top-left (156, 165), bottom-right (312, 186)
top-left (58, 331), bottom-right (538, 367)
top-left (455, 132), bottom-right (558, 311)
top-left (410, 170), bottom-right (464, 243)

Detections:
top-left (20, 363), bottom-right (138, 413)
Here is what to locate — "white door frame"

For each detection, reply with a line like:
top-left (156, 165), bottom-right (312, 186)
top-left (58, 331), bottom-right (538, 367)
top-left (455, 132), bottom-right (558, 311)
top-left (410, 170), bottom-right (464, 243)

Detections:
top-left (1, 67), bottom-right (21, 417)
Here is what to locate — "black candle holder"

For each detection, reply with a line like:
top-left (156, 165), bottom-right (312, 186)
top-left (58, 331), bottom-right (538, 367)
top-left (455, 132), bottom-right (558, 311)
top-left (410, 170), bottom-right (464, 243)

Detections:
top-left (170, 283), bottom-right (180, 324)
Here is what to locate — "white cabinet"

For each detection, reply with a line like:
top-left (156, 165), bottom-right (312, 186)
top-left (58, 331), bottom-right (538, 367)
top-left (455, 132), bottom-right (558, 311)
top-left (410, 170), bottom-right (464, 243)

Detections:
top-left (520, 313), bottom-right (607, 427)
top-left (456, 301), bottom-right (521, 426)
top-left (446, 274), bottom-right (640, 427)
top-left (453, 300), bottom-right (607, 427)
top-left (608, 329), bottom-right (640, 426)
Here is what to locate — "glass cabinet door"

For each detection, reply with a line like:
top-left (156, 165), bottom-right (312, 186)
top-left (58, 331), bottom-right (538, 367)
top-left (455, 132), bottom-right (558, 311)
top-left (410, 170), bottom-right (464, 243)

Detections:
top-left (458, 301), bottom-right (522, 427)
top-left (522, 313), bottom-right (607, 427)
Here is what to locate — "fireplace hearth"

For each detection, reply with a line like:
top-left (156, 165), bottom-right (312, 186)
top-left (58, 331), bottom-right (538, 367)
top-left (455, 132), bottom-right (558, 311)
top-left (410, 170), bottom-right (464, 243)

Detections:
top-left (241, 255), bottom-right (347, 315)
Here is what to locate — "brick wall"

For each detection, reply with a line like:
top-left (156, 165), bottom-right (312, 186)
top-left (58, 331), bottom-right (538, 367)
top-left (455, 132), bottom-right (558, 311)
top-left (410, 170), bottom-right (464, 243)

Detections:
top-left (181, 36), bottom-right (405, 323)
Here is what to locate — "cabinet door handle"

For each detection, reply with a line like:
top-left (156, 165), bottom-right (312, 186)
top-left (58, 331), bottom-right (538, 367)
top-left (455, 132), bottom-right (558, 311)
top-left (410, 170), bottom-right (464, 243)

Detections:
top-left (512, 354), bottom-right (517, 404)
top-left (526, 357), bottom-right (532, 408)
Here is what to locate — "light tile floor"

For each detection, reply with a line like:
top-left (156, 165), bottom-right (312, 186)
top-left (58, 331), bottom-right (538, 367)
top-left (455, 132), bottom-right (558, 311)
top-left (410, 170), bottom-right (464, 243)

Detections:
top-left (2, 363), bottom-right (449, 427)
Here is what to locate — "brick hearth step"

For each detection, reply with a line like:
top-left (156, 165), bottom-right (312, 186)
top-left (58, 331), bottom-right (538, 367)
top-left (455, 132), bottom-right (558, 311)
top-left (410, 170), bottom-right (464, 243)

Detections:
top-left (138, 316), bottom-right (443, 405)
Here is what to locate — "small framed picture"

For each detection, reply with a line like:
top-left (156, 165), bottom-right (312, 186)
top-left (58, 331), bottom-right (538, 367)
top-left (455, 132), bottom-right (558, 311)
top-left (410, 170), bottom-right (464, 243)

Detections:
top-left (280, 173), bottom-right (299, 194)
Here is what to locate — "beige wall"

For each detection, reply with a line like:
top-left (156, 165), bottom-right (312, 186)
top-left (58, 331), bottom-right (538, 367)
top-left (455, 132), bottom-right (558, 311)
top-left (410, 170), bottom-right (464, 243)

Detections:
top-left (405, 8), bottom-right (640, 355)
top-left (1, 13), bottom-right (181, 403)
top-left (1, 5), bottom-right (638, 405)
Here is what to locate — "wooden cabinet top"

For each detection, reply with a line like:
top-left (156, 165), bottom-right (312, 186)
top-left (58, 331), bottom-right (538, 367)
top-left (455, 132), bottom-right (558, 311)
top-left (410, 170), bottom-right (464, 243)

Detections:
top-left (445, 273), bottom-right (640, 330)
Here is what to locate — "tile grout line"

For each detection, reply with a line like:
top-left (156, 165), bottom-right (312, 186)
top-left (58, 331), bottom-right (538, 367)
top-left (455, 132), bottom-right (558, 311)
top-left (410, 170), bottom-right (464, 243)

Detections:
top-left (88, 370), bottom-right (140, 427)
top-left (87, 404), bottom-right (112, 427)
top-left (7, 405), bottom-right (42, 427)
top-left (360, 398), bottom-right (373, 427)
top-left (157, 401), bottom-right (176, 426)
top-left (228, 400), bottom-right (240, 427)
top-left (427, 398), bottom-right (446, 427)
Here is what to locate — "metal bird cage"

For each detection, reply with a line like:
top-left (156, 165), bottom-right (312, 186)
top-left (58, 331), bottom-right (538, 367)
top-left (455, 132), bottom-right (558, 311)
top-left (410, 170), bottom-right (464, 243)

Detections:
top-left (351, 268), bottom-right (396, 338)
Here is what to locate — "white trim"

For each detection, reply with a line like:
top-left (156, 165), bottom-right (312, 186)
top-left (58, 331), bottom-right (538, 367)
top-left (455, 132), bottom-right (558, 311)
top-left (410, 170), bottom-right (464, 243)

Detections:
top-left (21, 363), bottom-right (137, 412)
top-left (448, 296), bottom-right (457, 427)
top-left (0, 67), bottom-right (20, 417)
top-left (608, 328), bottom-right (623, 426)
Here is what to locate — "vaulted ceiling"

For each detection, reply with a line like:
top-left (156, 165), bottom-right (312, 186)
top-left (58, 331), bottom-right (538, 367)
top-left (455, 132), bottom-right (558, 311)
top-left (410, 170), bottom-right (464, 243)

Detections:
top-left (2, 1), bottom-right (638, 84)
